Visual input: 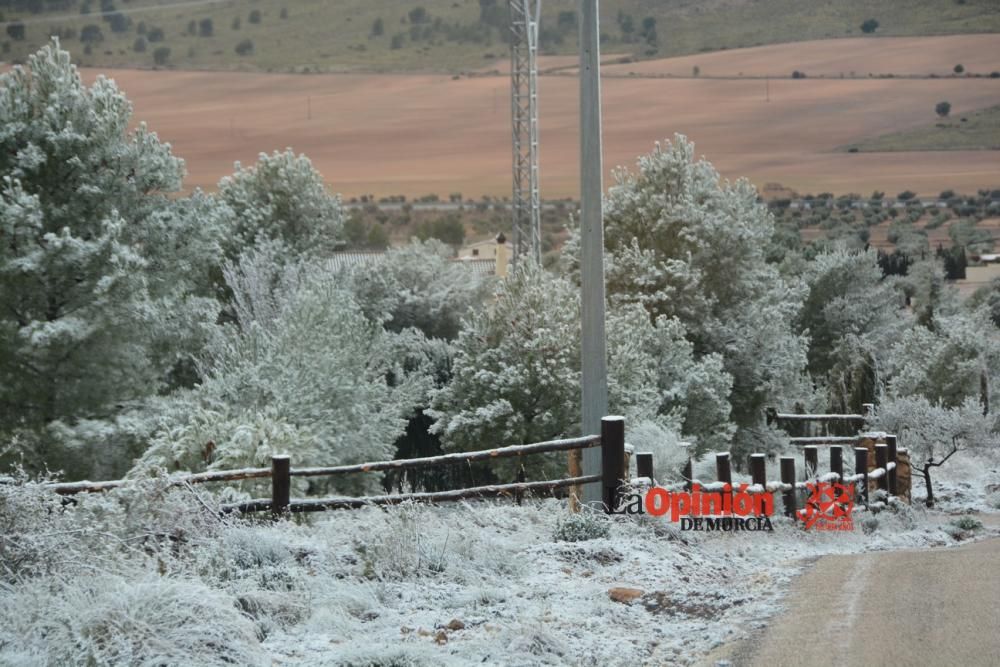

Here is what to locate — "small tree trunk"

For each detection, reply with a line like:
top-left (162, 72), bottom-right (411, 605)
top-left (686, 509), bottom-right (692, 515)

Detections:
top-left (921, 465), bottom-right (935, 508)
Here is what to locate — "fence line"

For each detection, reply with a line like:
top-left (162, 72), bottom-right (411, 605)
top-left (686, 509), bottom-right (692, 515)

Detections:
top-left (652, 441), bottom-right (902, 516)
top-left (221, 475), bottom-right (603, 514)
top-left (42, 419), bottom-right (625, 516)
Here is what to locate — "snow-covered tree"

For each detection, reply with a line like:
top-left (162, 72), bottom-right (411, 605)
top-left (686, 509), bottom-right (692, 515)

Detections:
top-left (218, 149), bottom-right (344, 259)
top-left (871, 394), bottom-right (999, 506)
top-left (0, 41), bottom-right (225, 475)
top-left (565, 135), bottom-right (809, 458)
top-left (966, 276), bottom-right (1000, 328)
top-left (335, 239), bottom-right (492, 340)
top-left (428, 261), bottom-right (733, 478)
top-left (137, 247), bottom-right (433, 494)
top-left (899, 258), bottom-right (960, 329)
top-left (886, 308), bottom-right (1000, 411)
top-left (797, 248), bottom-right (908, 412)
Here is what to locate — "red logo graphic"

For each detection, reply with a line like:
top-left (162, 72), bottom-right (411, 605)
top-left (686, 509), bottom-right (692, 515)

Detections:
top-left (797, 481), bottom-right (854, 531)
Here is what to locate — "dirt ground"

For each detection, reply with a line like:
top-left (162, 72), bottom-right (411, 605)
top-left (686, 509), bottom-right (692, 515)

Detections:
top-left (66, 35), bottom-right (1000, 199)
top-left (705, 534), bottom-right (1000, 667)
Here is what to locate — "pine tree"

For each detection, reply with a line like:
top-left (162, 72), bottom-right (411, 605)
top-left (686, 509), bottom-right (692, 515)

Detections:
top-left (565, 135), bottom-right (810, 458)
top-left (218, 150), bottom-right (344, 259)
top-left (0, 41), bottom-right (226, 475)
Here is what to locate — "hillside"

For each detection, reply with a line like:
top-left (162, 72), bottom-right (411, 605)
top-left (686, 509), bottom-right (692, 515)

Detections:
top-left (1, 0), bottom-right (999, 73)
top-left (844, 104), bottom-right (1000, 152)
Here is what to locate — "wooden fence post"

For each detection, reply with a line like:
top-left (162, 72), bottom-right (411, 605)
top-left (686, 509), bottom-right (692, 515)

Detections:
top-left (749, 453), bottom-right (766, 489)
top-left (601, 416), bottom-right (626, 513)
top-left (636, 452), bottom-right (654, 482)
top-left (804, 446), bottom-right (818, 478)
top-left (680, 442), bottom-right (692, 492)
top-left (514, 462), bottom-right (526, 506)
top-left (830, 446), bottom-right (843, 482)
top-left (854, 447), bottom-right (869, 505)
top-left (716, 452), bottom-right (732, 486)
top-left (271, 455), bottom-right (290, 517)
top-left (780, 456), bottom-right (796, 518)
top-left (875, 444), bottom-right (889, 494)
top-left (886, 435), bottom-right (898, 496)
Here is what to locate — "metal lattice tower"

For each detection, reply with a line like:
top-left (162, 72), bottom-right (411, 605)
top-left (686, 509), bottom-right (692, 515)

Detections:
top-left (509, 0), bottom-right (541, 266)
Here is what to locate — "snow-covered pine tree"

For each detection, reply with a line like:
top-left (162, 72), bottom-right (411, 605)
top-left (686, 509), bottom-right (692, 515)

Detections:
top-left (218, 149), bottom-right (344, 259)
top-left (564, 135), bottom-right (810, 459)
top-left (797, 247), bottom-right (908, 413)
top-left (0, 41), bottom-right (227, 476)
top-left (428, 261), bottom-right (733, 478)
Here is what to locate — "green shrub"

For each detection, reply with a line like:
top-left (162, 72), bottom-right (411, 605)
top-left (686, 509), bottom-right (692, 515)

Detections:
top-left (553, 510), bottom-right (610, 542)
top-left (952, 516), bottom-right (983, 531)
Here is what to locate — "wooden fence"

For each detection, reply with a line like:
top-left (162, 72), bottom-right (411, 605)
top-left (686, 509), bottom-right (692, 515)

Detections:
top-left (640, 443), bottom-right (901, 520)
top-left (44, 416), bottom-right (629, 516)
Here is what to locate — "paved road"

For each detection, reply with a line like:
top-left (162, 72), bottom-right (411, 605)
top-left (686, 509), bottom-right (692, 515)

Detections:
top-left (708, 537), bottom-right (1000, 667)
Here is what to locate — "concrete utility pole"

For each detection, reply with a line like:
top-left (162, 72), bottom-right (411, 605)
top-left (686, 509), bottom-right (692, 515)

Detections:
top-left (578, 0), bottom-right (608, 505)
top-left (508, 0), bottom-right (542, 266)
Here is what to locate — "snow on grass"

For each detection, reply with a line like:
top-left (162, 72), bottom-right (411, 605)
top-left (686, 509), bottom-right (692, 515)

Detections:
top-left (2, 459), bottom-right (999, 667)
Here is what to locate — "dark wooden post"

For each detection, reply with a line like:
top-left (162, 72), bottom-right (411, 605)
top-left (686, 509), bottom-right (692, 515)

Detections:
top-left (749, 453), bottom-right (767, 489)
top-left (271, 455), bottom-right (290, 517)
top-left (830, 446), bottom-right (843, 482)
top-left (875, 444), bottom-right (889, 494)
top-left (715, 452), bottom-right (732, 486)
top-left (716, 452), bottom-right (733, 509)
top-left (636, 452), bottom-right (654, 482)
top-left (854, 447), bottom-right (869, 504)
top-left (886, 435), bottom-right (898, 496)
top-left (804, 446), bottom-right (818, 478)
top-left (681, 442), bottom-right (692, 492)
top-left (514, 462), bottom-right (526, 506)
top-left (780, 456), bottom-right (796, 518)
top-left (601, 416), bottom-right (626, 513)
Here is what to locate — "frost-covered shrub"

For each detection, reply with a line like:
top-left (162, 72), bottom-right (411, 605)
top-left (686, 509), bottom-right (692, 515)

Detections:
top-left (336, 239), bottom-right (492, 340)
top-left (0, 574), bottom-right (267, 666)
top-left (553, 509), bottom-right (611, 542)
top-left (137, 248), bottom-right (433, 494)
top-left (952, 516), bottom-right (983, 531)
top-left (872, 396), bottom-right (999, 465)
top-left (626, 420), bottom-right (689, 483)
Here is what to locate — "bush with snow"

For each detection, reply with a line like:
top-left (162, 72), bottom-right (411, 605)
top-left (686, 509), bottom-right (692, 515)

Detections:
top-left (553, 508), bottom-right (611, 542)
top-left (0, 575), bottom-right (268, 667)
top-left (137, 247), bottom-right (434, 494)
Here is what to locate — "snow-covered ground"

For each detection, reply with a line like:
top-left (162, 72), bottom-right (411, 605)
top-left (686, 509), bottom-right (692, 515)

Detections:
top-left (2, 456), bottom-right (998, 667)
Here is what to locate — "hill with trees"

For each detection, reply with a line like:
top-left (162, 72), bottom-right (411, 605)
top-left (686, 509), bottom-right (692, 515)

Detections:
top-left (1, 0), bottom-right (998, 73)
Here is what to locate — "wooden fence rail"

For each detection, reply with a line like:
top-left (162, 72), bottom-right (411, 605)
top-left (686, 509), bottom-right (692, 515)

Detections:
top-left (41, 419), bottom-right (625, 515)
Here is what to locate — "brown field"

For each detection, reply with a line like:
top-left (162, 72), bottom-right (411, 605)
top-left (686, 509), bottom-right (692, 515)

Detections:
top-left (595, 35), bottom-right (1000, 78)
top-left (61, 36), bottom-right (1000, 199)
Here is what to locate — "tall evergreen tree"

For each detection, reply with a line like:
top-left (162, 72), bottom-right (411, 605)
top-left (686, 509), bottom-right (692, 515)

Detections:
top-left (0, 41), bottom-right (227, 474)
